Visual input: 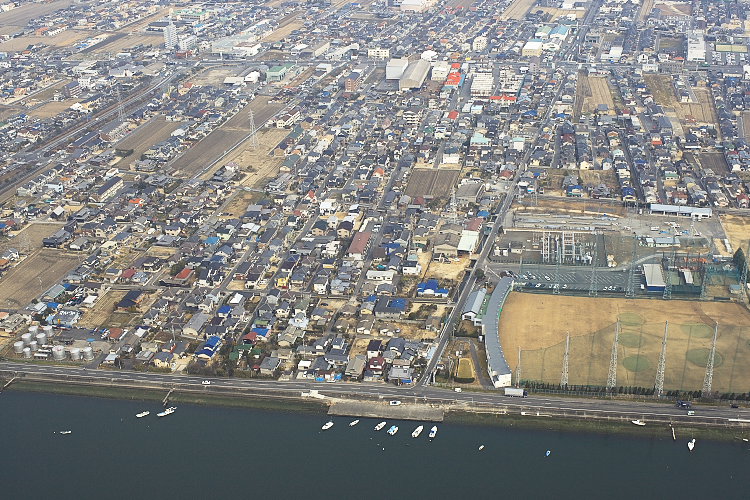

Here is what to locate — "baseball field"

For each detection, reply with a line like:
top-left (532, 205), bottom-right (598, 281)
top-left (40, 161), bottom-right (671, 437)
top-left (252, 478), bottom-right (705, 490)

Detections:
top-left (498, 293), bottom-right (750, 393)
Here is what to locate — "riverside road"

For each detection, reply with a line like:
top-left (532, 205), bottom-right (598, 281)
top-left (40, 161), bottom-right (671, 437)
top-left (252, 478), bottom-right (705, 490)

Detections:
top-left (2, 362), bottom-right (749, 429)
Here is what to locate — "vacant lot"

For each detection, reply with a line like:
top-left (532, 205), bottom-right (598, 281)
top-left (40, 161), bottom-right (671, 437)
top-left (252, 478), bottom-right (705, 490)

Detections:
top-left (264, 20), bottom-right (303, 43)
top-left (698, 152), bottom-right (730, 175)
top-left (89, 33), bottom-right (164, 54)
top-left (424, 255), bottom-right (471, 281)
top-left (0, 30), bottom-right (92, 51)
top-left (405, 167), bottom-right (460, 199)
top-left (720, 214), bottom-right (750, 254)
top-left (0, 221), bottom-right (65, 254)
top-left (0, 249), bottom-right (81, 307)
top-left (581, 75), bottom-right (615, 114)
top-left (172, 97), bottom-right (284, 179)
top-left (28, 99), bottom-right (79, 119)
top-left (537, 7), bottom-right (587, 20)
top-left (500, 0), bottom-right (535, 20)
top-left (114, 116), bottom-right (181, 169)
top-left (0, 0), bottom-right (74, 27)
top-left (77, 290), bottom-right (130, 328)
top-left (498, 293), bottom-right (750, 392)
top-left (191, 68), bottom-right (237, 87)
top-left (202, 127), bottom-right (288, 185)
top-left (644, 75), bottom-right (718, 127)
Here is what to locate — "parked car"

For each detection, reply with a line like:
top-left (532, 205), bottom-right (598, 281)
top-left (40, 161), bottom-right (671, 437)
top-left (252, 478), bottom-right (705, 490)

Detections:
top-left (389, 400), bottom-right (401, 406)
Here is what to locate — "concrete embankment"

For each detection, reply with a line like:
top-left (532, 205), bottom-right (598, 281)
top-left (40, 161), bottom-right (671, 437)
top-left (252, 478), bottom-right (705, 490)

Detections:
top-left (328, 401), bottom-right (444, 422)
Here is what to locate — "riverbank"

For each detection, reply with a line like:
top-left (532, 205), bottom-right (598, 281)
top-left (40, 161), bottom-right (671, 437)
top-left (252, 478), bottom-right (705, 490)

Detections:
top-left (4, 377), bottom-right (748, 442)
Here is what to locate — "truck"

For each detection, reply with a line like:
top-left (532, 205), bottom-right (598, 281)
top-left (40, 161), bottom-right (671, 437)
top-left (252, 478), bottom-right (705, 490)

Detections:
top-left (504, 387), bottom-right (528, 397)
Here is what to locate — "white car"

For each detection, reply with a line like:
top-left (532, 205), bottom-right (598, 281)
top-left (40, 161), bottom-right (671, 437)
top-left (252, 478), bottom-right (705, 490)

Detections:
top-left (389, 400), bottom-right (402, 406)
top-left (202, 380), bottom-right (211, 385)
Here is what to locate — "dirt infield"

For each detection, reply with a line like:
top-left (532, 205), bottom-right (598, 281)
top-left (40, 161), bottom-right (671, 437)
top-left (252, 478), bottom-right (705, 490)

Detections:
top-left (720, 214), bottom-right (750, 254)
top-left (498, 293), bottom-right (750, 392)
top-left (500, 0), bottom-right (535, 20)
top-left (0, 249), bottom-right (81, 308)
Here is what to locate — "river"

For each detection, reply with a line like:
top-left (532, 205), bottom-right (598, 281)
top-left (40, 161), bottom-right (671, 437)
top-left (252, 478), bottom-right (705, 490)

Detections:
top-left (1, 391), bottom-right (749, 499)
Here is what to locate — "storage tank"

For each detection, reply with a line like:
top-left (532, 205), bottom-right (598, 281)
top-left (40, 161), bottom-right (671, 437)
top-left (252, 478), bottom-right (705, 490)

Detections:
top-left (13, 341), bottom-right (24, 354)
top-left (52, 345), bottom-right (66, 361)
top-left (28, 325), bottom-right (39, 334)
top-left (21, 332), bottom-right (32, 345)
top-left (29, 340), bottom-right (38, 352)
top-left (36, 332), bottom-right (47, 346)
top-left (82, 346), bottom-right (94, 361)
top-left (22, 347), bottom-right (32, 358)
top-left (43, 325), bottom-right (53, 334)
top-left (69, 347), bottom-right (81, 361)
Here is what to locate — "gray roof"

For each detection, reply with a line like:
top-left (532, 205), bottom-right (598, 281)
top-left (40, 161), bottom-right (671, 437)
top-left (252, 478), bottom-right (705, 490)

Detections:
top-left (482, 278), bottom-right (513, 380)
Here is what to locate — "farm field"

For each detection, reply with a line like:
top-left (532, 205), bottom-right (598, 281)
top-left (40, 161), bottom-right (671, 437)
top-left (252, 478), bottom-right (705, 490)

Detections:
top-left (0, 30), bottom-right (93, 51)
top-left (89, 33), bottom-right (164, 54)
top-left (77, 290), bottom-right (127, 328)
top-left (0, 249), bottom-right (82, 308)
top-left (582, 76), bottom-right (615, 114)
top-left (0, 0), bottom-right (75, 27)
top-left (498, 293), bottom-right (750, 393)
top-left (171, 96), bottom-right (284, 178)
top-left (404, 167), bottom-right (460, 198)
top-left (0, 221), bottom-right (65, 254)
top-left (537, 7), bottom-right (586, 20)
top-left (27, 99), bottom-right (79, 119)
top-left (500, 0), bottom-right (536, 20)
top-left (114, 116), bottom-right (181, 169)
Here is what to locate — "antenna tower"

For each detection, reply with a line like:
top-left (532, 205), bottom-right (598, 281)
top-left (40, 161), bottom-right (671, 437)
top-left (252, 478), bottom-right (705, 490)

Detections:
top-left (655, 321), bottom-right (668, 397)
top-left (702, 322), bottom-right (718, 396)
top-left (247, 109), bottom-right (259, 151)
top-left (606, 320), bottom-right (620, 390)
top-left (561, 332), bottom-right (570, 387)
top-left (625, 234), bottom-right (637, 297)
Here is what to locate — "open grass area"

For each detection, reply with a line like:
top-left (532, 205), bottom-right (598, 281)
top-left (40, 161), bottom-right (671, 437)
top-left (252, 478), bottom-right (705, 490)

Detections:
top-left (456, 357), bottom-right (475, 380)
top-left (499, 293), bottom-right (750, 392)
top-left (0, 249), bottom-right (82, 307)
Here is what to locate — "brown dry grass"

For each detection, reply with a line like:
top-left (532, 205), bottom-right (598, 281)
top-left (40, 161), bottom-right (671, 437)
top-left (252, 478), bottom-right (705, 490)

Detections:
top-left (424, 254), bottom-right (471, 281)
top-left (114, 115), bottom-right (181, 169)
top-left (206, 128), bottom-right (288, 186)
top-left (0, 30), bottom-right (92, 51)
top-left (720, 214), bottom-right (750, 254)
top-left (0, 249), bottom-right (82, 307)
top-left (582, 76), bottom-right (615, 114)
top-left (498, 292), bottom-right (750, 391)
top-left (264, 20), bottom-right (303, 43)
top-left (0, 222), bottom-right (65, 253)
top-left (27, 100), bottom-right (79, 119)
top-left (536, 7), bottom-right (587, 20)
top-left (77, 290), bottom-right (127, 328)
top-left (645, 75), bottom-right (718, 126)
top-left (500, 0), bottom-right (536, 20)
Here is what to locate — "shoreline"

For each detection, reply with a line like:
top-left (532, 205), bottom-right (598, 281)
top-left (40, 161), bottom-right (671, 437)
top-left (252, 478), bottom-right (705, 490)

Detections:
top-left (6, 378), bottom-right (748, 442)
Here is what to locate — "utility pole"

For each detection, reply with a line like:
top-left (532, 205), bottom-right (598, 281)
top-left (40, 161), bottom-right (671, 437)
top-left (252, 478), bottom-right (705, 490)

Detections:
top-left (606, 320), bottom-right (620, 390)
top-left (702, 321), bottom-right (718, 397)
top-left (655, 321), bottom-right (668, 397)
top-left (515, 346), bottom-right (522, 387)
top-left (626, 233), bottom-right (637, 298)
top-left (247, 109), bottom-right (259, 151)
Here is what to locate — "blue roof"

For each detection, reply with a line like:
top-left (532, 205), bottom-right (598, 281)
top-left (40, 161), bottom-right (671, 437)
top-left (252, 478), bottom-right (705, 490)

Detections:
top-left (477, 210), bottom-right (490, 217)
top-left (252, 328), bottom-right (269, 337)
top-left (205, 236), bottom-right (220, 245)
top-left (218, 305), bottom-right (232, 314)
top-left (204, 335), bottom-right (222, 350)
top-left (47, 302), bottom-right (60, 309)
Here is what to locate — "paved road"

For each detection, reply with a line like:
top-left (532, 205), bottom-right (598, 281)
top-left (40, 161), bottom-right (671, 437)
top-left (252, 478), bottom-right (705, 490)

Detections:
top-left (3, 361), bottom-right (749, 426)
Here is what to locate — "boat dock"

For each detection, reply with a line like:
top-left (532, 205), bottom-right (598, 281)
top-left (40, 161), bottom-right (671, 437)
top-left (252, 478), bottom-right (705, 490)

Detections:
top-left (328, 401), bottom-right (444, 422)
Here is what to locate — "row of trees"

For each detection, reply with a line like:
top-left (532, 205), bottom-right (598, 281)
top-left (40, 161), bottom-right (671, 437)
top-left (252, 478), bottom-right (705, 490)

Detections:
top-left (522, 381), bottom-right (750, 401)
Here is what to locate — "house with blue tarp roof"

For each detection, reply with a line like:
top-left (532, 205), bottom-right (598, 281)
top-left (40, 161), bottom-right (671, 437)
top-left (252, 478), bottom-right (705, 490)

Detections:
top-left (417, 279), bottom-right (450, 298)
top-left (196, 335), bottom-right (222, 359)
top-left (217, 304), bottom-right (232, 317)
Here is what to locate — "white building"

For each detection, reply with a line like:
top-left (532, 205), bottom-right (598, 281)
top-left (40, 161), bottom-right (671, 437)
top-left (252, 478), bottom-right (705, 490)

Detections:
top-left (431, 60), bottom-right (450, 81)
top-left (368, 47), bottom-right (390, 59)
top-left (470, 71), bottom-right (494, 97)
top-left (163, 22), bottom-right (178, 50)
top-left (687, 31), bottom-right (706, 62)
top-left (472, 36), bottom-right (488, 52)
top-left (386, 58), bottom-right (409, 80)
top-left (178, 35), bottom-right (197, 51)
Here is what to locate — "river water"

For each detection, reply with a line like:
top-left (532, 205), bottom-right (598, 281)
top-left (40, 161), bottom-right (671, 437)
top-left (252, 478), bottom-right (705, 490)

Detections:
top-left (2, 391), bottom-right (749, 499)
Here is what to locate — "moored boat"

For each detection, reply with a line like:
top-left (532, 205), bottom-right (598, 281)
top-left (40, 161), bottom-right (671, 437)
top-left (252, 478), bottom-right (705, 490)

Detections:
top-left (349, 419), bottom-right (360, 427)
top-left (631, 419), bottom-right (646, 426)
top-left (411, 425), bottom-right (423, 438)
top-left (58, 430), bottom-right (72, 435)
top-left (387, 425), bottom-right (398, 436)
top-left (157, 407), bottom-right (176, 417)
top-left (322, 421), bottom-right (334, 430)
top-left (688, 438), bottom-right (696, 452)
top-left (374, 421), bottom-right (387, 431)
top-left (428, 425), bottom-right (438, 439)
top-left (136, 411), bottom-right (150, 418)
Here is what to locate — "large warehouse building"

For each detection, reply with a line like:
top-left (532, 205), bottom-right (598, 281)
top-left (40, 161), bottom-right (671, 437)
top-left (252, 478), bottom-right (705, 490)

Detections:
top-left (399, 59), bottom-right (431, 90)
top-left (482, 277), bottom-right (514, 388)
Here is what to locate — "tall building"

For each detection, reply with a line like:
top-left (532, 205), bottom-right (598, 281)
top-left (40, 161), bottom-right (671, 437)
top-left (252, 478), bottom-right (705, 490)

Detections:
top-left (687, 30), bottom-right (705, 62)
top-left (164, 22), bottom-right (178, 50)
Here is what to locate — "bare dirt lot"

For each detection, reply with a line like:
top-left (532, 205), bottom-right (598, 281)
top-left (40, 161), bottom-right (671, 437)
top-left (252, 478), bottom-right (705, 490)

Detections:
top-left (77, 290), bottom-right (127, 328)
top-left (190, 68), bottom-right (238, 87)
top-left (644, 75), bottom-right (718, 127)
top-left (498, 293), bottom-right (750, 392)
top-left (0, 249), bottom-right (82, 308)
top-left (0, 221), bottom-right (65, 254)
top-left (654, 2), bottom-right (691, 16)
top-left (0, 0), bottom-right (74, 27)
top-left (720, 214), bottom-right (750, 254)
top-left (89, 33), bottom-right (164, 54)
top-left (582, 76), bottom-right (615, 114)
top-left (537, 7), bottom-right (587, 20)
top-left (114, 116), bottom-right (181, 169)
top-left (0, 30), bottom-right (93, 51)
top-left (500, 0), bottom-right (536, 20)
top-left (405, 167), bottom-right (460, 198)
top-left (264, 20), bottom-right (303, 43)
top-left (203, 128), bottom-right (288, 185)
top-left (27, 99), bottom-right (79, 119)
top-left (172, 96), bottom-right (284, 179)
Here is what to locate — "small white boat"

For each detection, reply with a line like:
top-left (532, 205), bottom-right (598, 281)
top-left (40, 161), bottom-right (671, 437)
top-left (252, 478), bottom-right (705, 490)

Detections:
top-left (546, 450), bottom-right (551, 457)
top-left (374, 421), bottom-right (387, 431)
top-left (321, 421), bottom-right (334, 431)
top-left (688, 438), bottom-right (696, 452)
top-left (631, 419), bottom-right (646, 426)
top-left (136, 411), bottom-right (150, 418)
top-left (349, 419), bottom-right (360, 427)
top-left (411, 425), bottom-right (423, 438)
top-left (478, 445), bottom-right (485, 451)
top-left (743, 438), bottom-right (749, 443)
top-left (428, 425), bottom-right (438, 439)
top-left (58, 430), bottom-right (72, 435)
top-left (387, 425), bottom-right (399, 435)
top-left (157, 407), bottom-right (176, 417)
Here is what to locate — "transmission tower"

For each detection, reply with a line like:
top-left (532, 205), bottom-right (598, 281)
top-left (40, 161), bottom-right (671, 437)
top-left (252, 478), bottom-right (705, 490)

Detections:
top-left (655, 321), bottom-right (668, 397)
top-left (247, 109), bottom-right (259, 151)
top-left (589, 231), bottom-right (599, 296)
top-left (702, 322), bottom-right (718, 396)
top-left (561, 332), bottom-right (570, 387)
top-left (625, 234), bottom-right (638, 298)
top-left (515, 346), bottom-right (522, 386)
top-left (606, 320), bottom-right (620, 390)
top-left (554, 235), bottom-right (561, 294)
